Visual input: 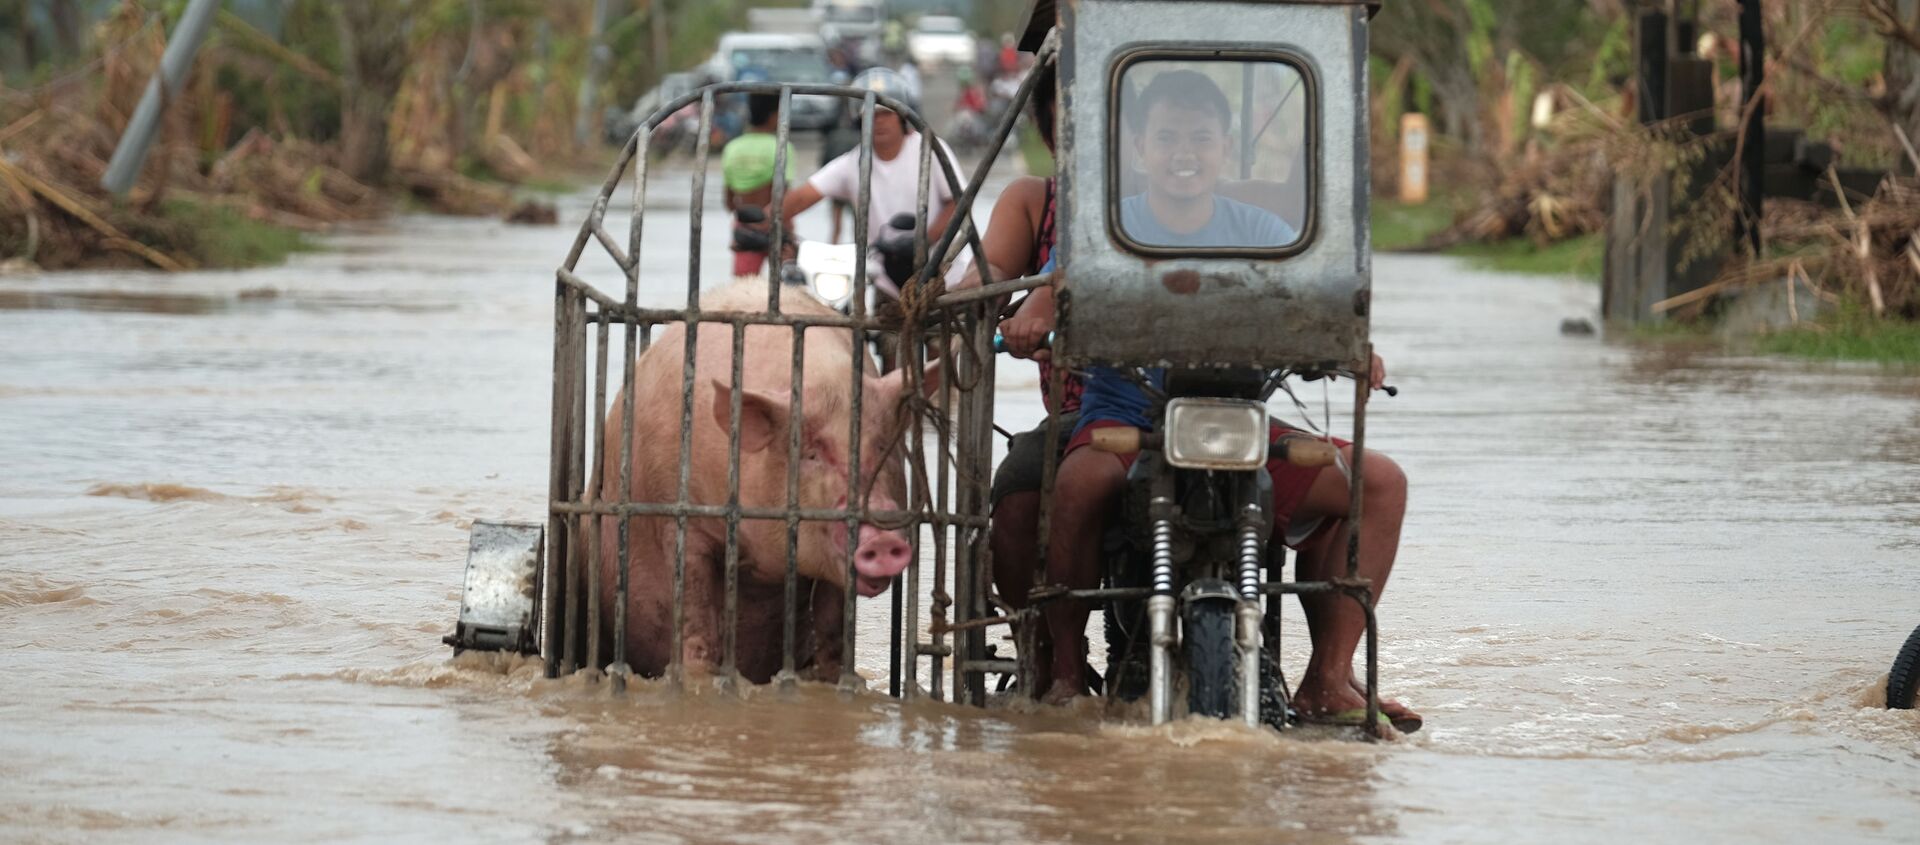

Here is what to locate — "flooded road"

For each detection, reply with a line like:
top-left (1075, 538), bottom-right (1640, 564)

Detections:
top-left (3, 162), bottom-right (1918, 843)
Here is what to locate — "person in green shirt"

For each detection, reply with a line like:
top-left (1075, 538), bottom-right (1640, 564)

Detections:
top-left (722, 94), bottom-right (800, 276)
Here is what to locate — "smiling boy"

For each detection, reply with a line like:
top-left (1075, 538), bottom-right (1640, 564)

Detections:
top-left (1120, 69), bottom-right (1296, 248)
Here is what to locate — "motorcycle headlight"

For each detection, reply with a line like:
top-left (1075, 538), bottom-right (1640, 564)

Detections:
top-left (811, 272), bottom-right (853, 307)
top-left (1164, 398), bottom-right (1269, 471)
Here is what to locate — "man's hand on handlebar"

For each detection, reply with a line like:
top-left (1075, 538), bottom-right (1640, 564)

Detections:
top-left (999, 311), bottom-right (1055, 361)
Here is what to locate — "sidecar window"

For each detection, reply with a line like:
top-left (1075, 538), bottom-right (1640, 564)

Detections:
top-left (1112, 55), bottom-right (1313, 256)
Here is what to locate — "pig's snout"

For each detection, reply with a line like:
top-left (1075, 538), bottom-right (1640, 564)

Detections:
top-left (850, 526), bottom-right (910, 598)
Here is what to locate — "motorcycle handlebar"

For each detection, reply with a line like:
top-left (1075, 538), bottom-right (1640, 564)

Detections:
top-left (992, 331), bottom-right (1054, 354)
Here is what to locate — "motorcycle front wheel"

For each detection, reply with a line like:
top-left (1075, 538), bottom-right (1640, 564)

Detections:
top-left (1183, 598), bottom-right (1239, 719)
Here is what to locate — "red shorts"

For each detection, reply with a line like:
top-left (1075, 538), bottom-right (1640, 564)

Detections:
top-left (732, 249), bottom-right (768, 276)
top-left (1065, 419), bottom-right (1351, 549)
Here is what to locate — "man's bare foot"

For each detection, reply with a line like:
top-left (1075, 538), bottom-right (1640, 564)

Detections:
top-left (1294, 676), bottom-right (1422, 733)
top-left (1349, 678), bottom-right (1422, 733)
top-left (1292, 677), bottom-right (1364, 718)
top-left (1040, 679), bottom-right (1086, 706)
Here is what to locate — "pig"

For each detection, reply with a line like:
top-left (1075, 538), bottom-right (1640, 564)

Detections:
top-left (594, 277), bottom-right (935, 683)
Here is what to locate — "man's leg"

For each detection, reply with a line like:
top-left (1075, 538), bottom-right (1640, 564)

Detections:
top-left (1288, 448), bottom-right (1409, 719)
top-left (1040, 447), bottom-right (1127, 703)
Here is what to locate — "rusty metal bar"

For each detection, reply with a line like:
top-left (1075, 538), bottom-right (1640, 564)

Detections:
top-left (839, 90), bottom-right (876, 690)
top-left (960, 658), bottom-right (1018, 677)
top-left (905, 334), bottom-right (931, 700)
top-left (1352, 587), bottom-right (1381, 738)
top-left (781, 325), bottom-right (805, 683)
top-left (564, 294), bottom-right (588, 675)
top-left (1347, 344), bottom-right (1370, 580)
top-left (1023, 581), bottom-right (1349, 606)
top-left (966, 307), bottom-right (997, 705)
top-left (592, 224), bottom-right (632, 272)
top-left (586, 318), bottom-right (609, 671)
top-left (767, 85), bottom-right (792, 316)
top-left (930, 274), bottom-right (1050, 309)
top-left (563, 135), bottom-right (638, 273)
top-left (558, 271), bottom-right (1023, 333)
top-left (935, 319), bottom-right (955, 702)
top-left (669, 89), bottom-right (716, 688)
top-left (604, 104), bottom-right (649, 693)
top-left (626, 126), bottom-right (649, 305)
top-left (543, 282), bottom-right (570, 678)
top-left (551, 500), bottom-right (982, 527)
top-left (722, 322), bottom-right (746, 684)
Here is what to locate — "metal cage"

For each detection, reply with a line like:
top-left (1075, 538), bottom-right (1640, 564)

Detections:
top-left (536, 44), bottom-right (1059, 705)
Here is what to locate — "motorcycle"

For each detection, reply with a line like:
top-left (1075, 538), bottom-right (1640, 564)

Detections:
top-left (993, 334), bottom-right (1364, 724)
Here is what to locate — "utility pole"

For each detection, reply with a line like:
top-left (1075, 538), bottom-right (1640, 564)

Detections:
top-left (574, 0), bottom-right (613, 146)
top-left (101, 0), bottom-right (222, 197)
top-left (651, 0), bottom-right (669, 81)
top-left (1735, 0), bottom-right (1765, 257)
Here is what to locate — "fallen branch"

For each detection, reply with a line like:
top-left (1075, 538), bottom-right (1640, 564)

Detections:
top-left (0, 110), bottom-right (44, 146)
top-left (0, 157), bottom-right (189, 271)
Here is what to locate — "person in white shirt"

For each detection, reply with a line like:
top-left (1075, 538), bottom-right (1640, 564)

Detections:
top-left (780, 67), bottom-right (971, 288)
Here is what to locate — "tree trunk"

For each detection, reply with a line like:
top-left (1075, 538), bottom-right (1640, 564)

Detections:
top-left (49, 0), bottom-right (82, 59)
top-left (1888, 0), bottom-right (1920, 174)
top-left (15, 0), bottom-right (37, 71)
top-left (335, 1), bottom-right (417, 185)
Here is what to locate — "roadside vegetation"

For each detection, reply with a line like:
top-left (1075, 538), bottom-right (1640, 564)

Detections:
top-left (0, 0), bottom-right (789, 271)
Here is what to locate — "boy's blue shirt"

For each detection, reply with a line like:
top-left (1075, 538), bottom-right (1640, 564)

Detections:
top-left (1035, 254), bottom-right (1164, 436)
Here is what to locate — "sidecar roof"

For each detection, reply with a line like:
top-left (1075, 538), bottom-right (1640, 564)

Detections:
top-left (1019, 0), bottom-right (1383, 51)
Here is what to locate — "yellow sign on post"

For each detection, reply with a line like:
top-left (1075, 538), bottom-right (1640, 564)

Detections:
top-left (1399, 113), bottom-right (1430, 205)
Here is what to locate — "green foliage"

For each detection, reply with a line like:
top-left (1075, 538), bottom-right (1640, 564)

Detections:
top-left (1447, 233), bottom-right (1604, 281)
top-left (154, 199), bottom-right (313, 269)
top-left (1757, 307), bottom-right (1920, 365)
top-left (1371, 196), bottom-right (1456, 252)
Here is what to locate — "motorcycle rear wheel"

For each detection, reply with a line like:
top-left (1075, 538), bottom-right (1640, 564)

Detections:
top-left (1889, 623), bottom-right (1920, 709)
top-left (1184, 598), bottom-right (1239, 719)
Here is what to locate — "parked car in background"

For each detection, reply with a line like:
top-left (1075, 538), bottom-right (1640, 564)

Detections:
top-left (908, 15), bottom-right (975, 66)
top-left (817, 0), bottom-right (885, 44)
top-left (708, 33), bottom-right (844, 132)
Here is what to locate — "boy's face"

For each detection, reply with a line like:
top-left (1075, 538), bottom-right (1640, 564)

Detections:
top-left (870, 109), bottom-right (906, 148)
top-left (1134, 100), bottom-right (1229, 201)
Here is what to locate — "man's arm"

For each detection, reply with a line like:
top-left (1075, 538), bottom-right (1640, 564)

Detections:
top-left (782, 151), bottom-right (849, 231)
top-left (950, 176), bottom-right (1044, 291)
top-left (780, 182), bottom-right (826, 230)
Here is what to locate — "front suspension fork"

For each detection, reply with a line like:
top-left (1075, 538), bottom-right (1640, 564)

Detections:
top-left (1236, 504), bottom-right (1265, 728)
top-left (1147, 501), bottom-right (1176, 726)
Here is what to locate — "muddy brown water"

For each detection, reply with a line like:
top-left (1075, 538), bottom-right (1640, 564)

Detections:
top-left (2, 172), bottom-right (1918, 843)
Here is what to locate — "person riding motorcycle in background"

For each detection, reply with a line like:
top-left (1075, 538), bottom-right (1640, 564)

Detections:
top-left (780, 68), bottom-right (972, 294)
top-left (722, 93), bottom-right (800, 277)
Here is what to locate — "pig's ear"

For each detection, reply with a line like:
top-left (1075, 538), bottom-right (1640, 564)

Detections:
top-left (871, 357), bottom-right (943, 400)
top-left (711, 380), bottom-right (788, 453)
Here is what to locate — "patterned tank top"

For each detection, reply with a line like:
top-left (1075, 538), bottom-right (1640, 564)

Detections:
top-left (1031, 178), bottom-right (1084, 412)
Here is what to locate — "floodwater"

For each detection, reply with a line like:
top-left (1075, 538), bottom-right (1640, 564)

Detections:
top-left (3, 160), bottom-right (1918, 844)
